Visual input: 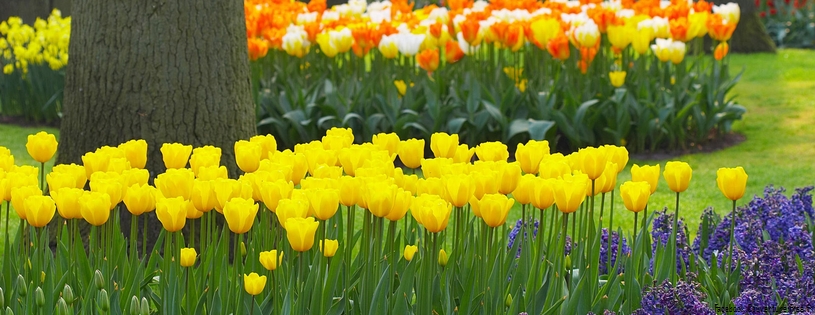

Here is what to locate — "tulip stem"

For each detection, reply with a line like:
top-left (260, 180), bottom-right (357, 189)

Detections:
top-left (727, 199), bottom-right (737, 280)
top-left (608, 192), bottom-right (614, 275)
top-left (562, 213), bottom-right (570, 292)
top-left (345, 205), bottom-right (353, 312)
top-left (130, 214), bottom-right (138, 260)
top-left (3, 202), bottom-right (7, 249)
top-left (142, 214), bottom-right (148, 260)
top-left (672, 191), bottom-right (680, 284)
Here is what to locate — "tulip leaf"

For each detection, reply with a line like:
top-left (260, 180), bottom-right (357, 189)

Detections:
top-left (367, 265), bottom-right (389, 315)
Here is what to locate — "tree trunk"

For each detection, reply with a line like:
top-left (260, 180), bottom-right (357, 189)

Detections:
top-left (0, 0), bottom-right (51, 23)
top-left (715, 0), bottom-right (776, 53)
top-left (58, 0), bottom-right (255, 251)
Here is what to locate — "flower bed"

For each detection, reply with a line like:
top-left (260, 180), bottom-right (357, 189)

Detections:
top-left (247, 0), bottom-right (745, 153)
top-left (1, 129), bottom-right (812, 314)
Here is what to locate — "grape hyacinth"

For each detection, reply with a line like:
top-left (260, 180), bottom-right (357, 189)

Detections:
top-left (634, 275), bottom-right (715, 315)
top-left (650, 208), bottom-right (691, 273)
top-left (599, 228), bottom-right (630, 275)
top-left (507, 219), bottom-right (539, 258)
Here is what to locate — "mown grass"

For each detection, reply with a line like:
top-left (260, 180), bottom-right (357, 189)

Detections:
top-left (1, 49), bottom-right (813, 256)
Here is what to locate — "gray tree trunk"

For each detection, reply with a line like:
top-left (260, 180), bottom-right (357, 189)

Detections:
top-left (58, 0), bottom-right (255, 252)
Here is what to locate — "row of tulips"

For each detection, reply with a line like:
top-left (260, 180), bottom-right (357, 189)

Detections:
top-left (0, 128), bottom-right (749, 314)
top-left (248, 0), bottom-right (745, 153)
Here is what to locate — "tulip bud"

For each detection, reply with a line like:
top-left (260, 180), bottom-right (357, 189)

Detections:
top-left (35, 287), bottom-right (44, 307)
top-left (438, 249), bottom-right (448, 267)
top-left (403, 245), bottom-right (418, 261)
top-left (6, 306), bottom-right (13, 315)
top-left (94, 270), bottom-right (105, 290)
top-left (62, 284), bottom-right (75, 304)
top-left (140, 297), bottom-right (150, 315)
top-left (16, 275), bottom-right (26, 297)
top-left (99, 289), bottom-right (110, 312)
top-left (56, 298), bottom-right (70, 315)
top-left (565, 255), bottom-right (572, 269)
top-left (130, 296), bottom-right (140, 315)
top-left (505, 293), bottom-right (513, 307)
top-left (240, 241), bottom-right (247, 257)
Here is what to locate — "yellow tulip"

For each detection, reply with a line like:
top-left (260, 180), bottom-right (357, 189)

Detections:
top-left (312, 165), bottom-right (343, 179)
top-left (443, 174), bottom-right (475, 208)
top-left (235, 140), bottom-right (262, 173)
top-left (421, 158), bottom-right (453, 179)
top-left (121, 168), bottom-right (150, 188)
top-left (212, 178), bottom-right (253, 213)
top-left (250, 135), bottom-right (277, 160)
top-left (474, 194), bottom-right (514, 228)
top-left (593, 162), bottom-right (618, 195)
top-left (607, 24), bottom-right (634, 50)
top-left (118, 139), bottom-right (148, 169)
top-left (365, 184), bottom-right (397, 218)
top-left (190, 179), bottom-right (216, 212)
top-left (609, 71), bottom-right (626, 88)
top-left (716, 167), bottom-right (748, 201)
top-left (82, 151), bottom-right (111, 178)
top-left (372, 133), bottom-right (400, 157)
top-left (106, 157), bottom-right (132, 174)
top-left (160, 143), bottom-right (193, 170)
top-left (304, 148), bottom-right (338, 177)
top-left (52, 164), bottom-right (88, 189)
top-left (156, 196), bottom-right (188, 232)
top-left (475, 141), bottom-right (509, 162)
top-left (403, 245), bottom-right (418, 261)
top-left (385, 188), bottom-right (413, 221)
top-left (631, 27), bottom-right (654, 55)
top-left (243, 273), bottom-right (267, 296)
top-left (412, 194), bottom-right (452, 233)
top-left (26, 131), bottom-right (58, 163)
top-left (89, 172), bottom-right (124, 208)
top-left (189, 146), bottom-right (222, 177)
top-left (11, 185), bottom-right (42, 219)
top-left (604, 145), bottom-right (629, 173)
top-left (430, 132), bottom-right (458, 159)
top-left (80, 191), bottom-right (111, 226)
top-left (530, 178), bottom-right (556, 210)
top-left (0, 151), bottom-right (13, 172)
top-left (663, 161), bottom-right (692, 193)
top-left (452, 144), bottom-right (475, 164)
top-left (438, 248), bottom-right (449, 266)
top-left (620, 181), bottom-right (650, 212)
top-left (393, 169), bottom-right (419, 196)
top-left (24, 195), bottom-right (56, 228)
top-left (553, 174), bottom-right (589, 213)
top-left (12, 165), bottom-right (39, 177)
top-left (498, 162), bottom-right (522, 195)
top-left (180, 248), bottom-right (197, 267)
top-left (631, 164), bottom-right (660, 194)
top-left (471, 170), bottom-right (499, 200)
top-left (576, 147), bottom-right (608, 180)
top-left (272, 150), bottom-right (309, 185)
top-left (398, 139), bottom-right (425, 169)
top-left (515, 140), bottom-right (549, 174)
top-left (46, 171), bottom-right (78, 192)
top-left (197, 165), bottom-right (228, 181)
top-left (51, 187), bottom-right (84, 219)
top-left (276, 197), bottom-right (310, 228)
top-left (123, 184), bottom-right (157, 216)
top-left (512, 174), bottom-right (537, 205)
top-left (154, 168), bottom-right (194, 200)
top-left (186, 201), bottom-right (204, 219)
top-left (323, 127), bottom-right (354, 150)
top-left (338, 146), bottom-right (371, 177)
top-left (286, 217), bottom-right (319, 252)
top-left (304, 188), bottom-right (340, 220)
top-left (260, 179), bottom-right (293, 212)
top-left (394, 80), bottom-right (408, 97)
top-left (320, 239), bottom-right (339, 257)
top-left (223, 197), bottom-right (259, 234)
top-left (259, 250), bottom-right (283, 271)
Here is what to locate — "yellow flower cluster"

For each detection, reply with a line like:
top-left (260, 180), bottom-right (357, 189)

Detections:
top-left (0, 10), bottom-right (71, 75)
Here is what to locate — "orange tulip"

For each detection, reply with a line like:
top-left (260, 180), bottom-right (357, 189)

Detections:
top-left (417, 49), bottom-right (440, 74)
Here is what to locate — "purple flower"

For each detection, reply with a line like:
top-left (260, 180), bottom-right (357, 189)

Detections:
top-left (599, 228), bottom-right (630, 275)
top-left (507, 219), bottom-right (540, 258)
top-left (650, 208), bottom-right (691, 273)
top-left (636, 276), bottom-right (715, 315)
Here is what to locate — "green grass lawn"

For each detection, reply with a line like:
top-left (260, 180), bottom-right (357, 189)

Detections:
top-left (1, 49), bottom-right (814, 255)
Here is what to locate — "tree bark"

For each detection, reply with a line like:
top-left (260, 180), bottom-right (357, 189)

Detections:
top-left (58, 0), bottom-right (255, 250)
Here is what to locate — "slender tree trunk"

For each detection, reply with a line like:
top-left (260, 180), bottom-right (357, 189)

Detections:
top-left (58, 0), bottom-right (255, 249)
